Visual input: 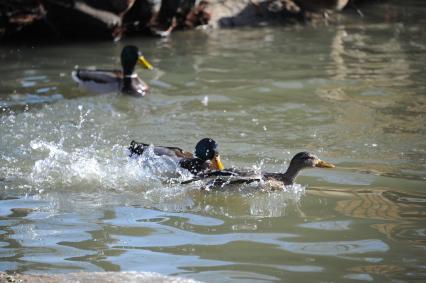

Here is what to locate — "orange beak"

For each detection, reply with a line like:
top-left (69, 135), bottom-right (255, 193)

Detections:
top-left (315, 159), bottom-right (335, 168)
top-left (138, 56), bottom-right (154, 70)
top-left (210, 154), bottom-right (224, 170)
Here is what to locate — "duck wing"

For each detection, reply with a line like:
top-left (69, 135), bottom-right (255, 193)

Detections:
top-left (262, 172), bottom-right (284, 180)
top-left (72, 69), bottom-right (122, 84)
top-left (181, 168), bottom-right (262, 185)
top-left (72, 69), bottom-right (122, 93)
top-left (178, 157), bottom-right (215, 175)
top-left (128, 140), bottom-right (193, 158)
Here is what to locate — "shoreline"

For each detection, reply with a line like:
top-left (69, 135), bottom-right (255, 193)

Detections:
top-left (0, 0), bottom-right (360, 42)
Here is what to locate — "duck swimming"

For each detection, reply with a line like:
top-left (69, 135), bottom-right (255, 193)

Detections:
top-left (182, 152), bottom-right (335, 190)
top-left (71, 45), bottom-right (153, 97)
top-left (128, 138), bottom-right (225, 175)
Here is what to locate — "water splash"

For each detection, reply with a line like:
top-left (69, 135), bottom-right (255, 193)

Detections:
top-left (248, 184), bottom-right (306, 217)
top-left (27, 139), bottom-right (193, 193)
top-left (1, 104), bottom-right (306, 218)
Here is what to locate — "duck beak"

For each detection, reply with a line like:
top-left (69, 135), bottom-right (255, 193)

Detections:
top-left (315, 159), bottom-right (335, 168)
top-left (211, 154), bottom-right (225, 171)
top-left (138, 56), bottom-right (154, 70)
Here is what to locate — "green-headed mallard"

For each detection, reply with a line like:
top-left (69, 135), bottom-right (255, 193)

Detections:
top-left (71, 45), bottom-right (153, 97)
top-left (129, 138), bottom-right (225, 175)
top-left (183, 152), bottom-right (335, 189)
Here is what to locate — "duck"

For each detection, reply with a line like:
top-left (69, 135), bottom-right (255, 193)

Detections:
top-left (128, 138), bottom-right (225, 175)
top-left (182, 152), bottom-right (335, 190)
top-left (71, 45), bottom-right (153, 97)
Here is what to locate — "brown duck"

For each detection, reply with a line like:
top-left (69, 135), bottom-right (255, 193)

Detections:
top-left (183, 152), bottom-right (335, 189)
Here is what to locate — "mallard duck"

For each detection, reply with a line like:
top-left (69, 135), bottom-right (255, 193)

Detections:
top-left (128, 138), bottom-right (225, 174)
top-left (182, 152), bottom-right (335, 189)
top-left (71, 45), bottom-right (153, 97)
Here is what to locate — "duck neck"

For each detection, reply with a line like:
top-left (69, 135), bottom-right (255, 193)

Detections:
top-left (122, 60), bottom-right (136, 89)
top-left (122, 73), bottom-right (136, 92)
top-left (282, 165), bottom-right (302, 185)
top-left (122, 59), bottom-right (136, 76)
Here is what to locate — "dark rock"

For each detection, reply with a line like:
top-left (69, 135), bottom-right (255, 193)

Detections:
top-left (295, 0), bottom-right (349, 11)
top-left (0, 0), bottom-right (359, 41)
top-left (0, 0), bottom-right (46, 39)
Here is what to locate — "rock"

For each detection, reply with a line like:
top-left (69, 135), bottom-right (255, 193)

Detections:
top-left (205, 0), bottom-right (305, 28)
top-left (43, 0), bottom-right (131, 40)
top-left (0, 0), bottom-right (46, 38)
top-left (0, 0), bottom-right (355, 41)
top-left (0, 271), bottom-right (201, 283)
top-left (184, 0), bottom-right (211, 29)
top-left (294, 0), bottom-right (349, 11)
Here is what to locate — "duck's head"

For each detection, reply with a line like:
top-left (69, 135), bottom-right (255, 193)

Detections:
top-left (289, 152), bottom-right (335, 171)
top-left (195, 138), bottom-right (225, 171)
top-left (121, 45), bottom-right (153, 75)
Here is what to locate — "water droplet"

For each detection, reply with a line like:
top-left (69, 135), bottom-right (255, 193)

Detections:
top-left (201, 95), bottom-right (208, 106)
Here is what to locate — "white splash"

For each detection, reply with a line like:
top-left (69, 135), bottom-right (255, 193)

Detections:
top-left (28, 140), bottom-right (192, 192)
top-left (201, 95), bottom-right (208, 106)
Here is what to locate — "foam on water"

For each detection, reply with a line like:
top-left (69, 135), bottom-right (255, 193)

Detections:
top-left (1, 103), bottom-right (189, 193)
top-left (247, 184), bottom-right (306, 217)
top-left (1, 102), bottom-right (306, 217)
top-left (27, 138), bottom-right (195, 193)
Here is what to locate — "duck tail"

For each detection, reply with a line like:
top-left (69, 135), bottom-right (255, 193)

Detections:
top-left (71, 69), bottom-right (81, 84)
top-left (128, 140), bottom-right (149, 157)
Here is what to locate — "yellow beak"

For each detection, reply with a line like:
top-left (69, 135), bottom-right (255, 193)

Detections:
top-left (138, 56), bottom-right (153, 70)
top-left (211, 155), bottom-right (225, 171)
top-left (315, 159), bottom-right (335, 168)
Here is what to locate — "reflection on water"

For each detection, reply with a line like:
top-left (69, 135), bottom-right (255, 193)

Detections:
top-left (1, 186), bottom-right (424, 281)
top-left (1, 1), bottom-right (426, 282)
top-left (317, 188), bottom-right (426, 247)
top-left (307, 186), bottom-right (426, 281)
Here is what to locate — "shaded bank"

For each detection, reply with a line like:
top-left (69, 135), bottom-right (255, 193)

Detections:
top-left (0, 0), bottom-right (355, 41)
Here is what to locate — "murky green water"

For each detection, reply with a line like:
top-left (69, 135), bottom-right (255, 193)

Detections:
top-left (1, 1), bottom-right (426, 282)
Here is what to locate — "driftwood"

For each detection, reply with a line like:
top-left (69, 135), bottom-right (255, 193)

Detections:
top-left (0, 0), bottom-right (352, 41)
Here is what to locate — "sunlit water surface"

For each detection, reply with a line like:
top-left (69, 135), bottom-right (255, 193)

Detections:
top-left (1, 2), bottom-right (426, 282)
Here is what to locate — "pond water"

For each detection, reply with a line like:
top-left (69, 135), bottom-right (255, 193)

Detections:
top-left (1, 1), bottom-right (426, 282)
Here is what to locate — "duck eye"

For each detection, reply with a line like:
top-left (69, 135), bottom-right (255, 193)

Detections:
top-left (302, 156), bottom-right (314, 161)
